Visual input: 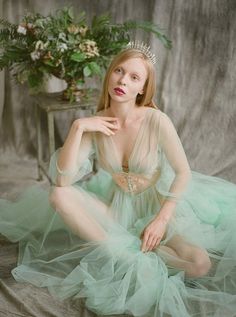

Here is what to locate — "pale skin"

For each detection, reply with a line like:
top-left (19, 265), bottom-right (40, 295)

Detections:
top-left (51, 57), bottom-right (211, 278)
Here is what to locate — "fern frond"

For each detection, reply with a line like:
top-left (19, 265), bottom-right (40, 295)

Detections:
top-left (123, 20), bottom-right (172, 49)
top-left (0, 18), bottom-right (17, 29)
top-left (91, 14), bottom-right (111, 31)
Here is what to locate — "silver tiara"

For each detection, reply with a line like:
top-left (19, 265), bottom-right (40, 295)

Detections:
top-left (126, 41), bottom-right (156, 65)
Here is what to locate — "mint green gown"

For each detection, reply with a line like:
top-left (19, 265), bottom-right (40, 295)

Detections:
top-left (0, 108), bottom-right (236, 317)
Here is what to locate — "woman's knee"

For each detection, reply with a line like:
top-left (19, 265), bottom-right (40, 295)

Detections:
top-left (49, 186), bottom-right (70, 211)
top-left (192, 250), bottom-right (212, 277)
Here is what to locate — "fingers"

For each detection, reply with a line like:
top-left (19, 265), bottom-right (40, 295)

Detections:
top-left (77, 116), bottom-right (120, 134)
top-left (97, 117), bottom-right (120, 135)
top-left (141, 232), bottom-right (161, 252)
top-left (141, 234), bottom-right (148, 252)
top-left (100, 126), bottom-right (115, 136)
top-left (141, 231), bottom-right (154, 252)
top-left (99, 116), bottom-right (119, 122)
top-left (152, 237), bottom-right (161, 250)
top-left (147, 236), bottom-right (158, 252)
top-left (99, 116), bottom-right (120, 128)
top-left (103, 120), bottom-right (120, 130)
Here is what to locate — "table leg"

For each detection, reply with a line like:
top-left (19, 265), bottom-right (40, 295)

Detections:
top-left (36, 105), bottom-right (43, 181)
top-left (47, 111), bottom-right (55, 157)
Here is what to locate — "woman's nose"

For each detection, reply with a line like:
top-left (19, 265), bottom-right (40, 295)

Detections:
top-left (118, 74), bottom-right (127, 86)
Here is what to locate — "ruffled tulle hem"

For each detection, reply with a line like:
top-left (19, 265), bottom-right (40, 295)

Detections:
top-left (1, 169), bottom-right (236, 316)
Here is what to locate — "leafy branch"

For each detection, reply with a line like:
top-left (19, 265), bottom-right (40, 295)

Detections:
top-left (0, 7), bottom-right (172, 101)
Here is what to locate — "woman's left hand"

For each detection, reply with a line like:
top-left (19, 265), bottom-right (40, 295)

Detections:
top-left (140, 217), bottom-right (167, 252)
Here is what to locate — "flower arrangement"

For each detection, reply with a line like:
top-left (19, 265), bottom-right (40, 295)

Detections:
top-left (0, 7), bottom-right (171, 101)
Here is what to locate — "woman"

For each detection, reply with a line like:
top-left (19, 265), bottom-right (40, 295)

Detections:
top-left (1, 45), bottom-right (236, 317)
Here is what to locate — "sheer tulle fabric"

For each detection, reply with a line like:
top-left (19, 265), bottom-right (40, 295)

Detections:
top-left (0, 108), bottom-right (236, 317)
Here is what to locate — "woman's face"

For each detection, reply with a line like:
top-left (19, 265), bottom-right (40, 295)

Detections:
top-left (108, 57), bottom-right (148, 104)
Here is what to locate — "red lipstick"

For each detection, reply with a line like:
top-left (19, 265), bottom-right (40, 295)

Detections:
top-left (114, 87), bottom-right (125, 95)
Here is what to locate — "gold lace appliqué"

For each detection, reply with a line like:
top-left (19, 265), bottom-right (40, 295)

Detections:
top-left (112, 169), bottom-right (161, 194)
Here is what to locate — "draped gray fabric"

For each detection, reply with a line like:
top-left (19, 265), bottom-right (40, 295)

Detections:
top-left (0, 1), bottom-right (236, 316)
top-left (1, 0), bottom-right (235, 181)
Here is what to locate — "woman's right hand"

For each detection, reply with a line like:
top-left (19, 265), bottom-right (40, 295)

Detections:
top-left (73, 116), bottom-right (120, 136)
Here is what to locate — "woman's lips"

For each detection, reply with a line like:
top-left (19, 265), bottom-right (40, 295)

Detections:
top-left (114, 87), bottom-right (125, 95)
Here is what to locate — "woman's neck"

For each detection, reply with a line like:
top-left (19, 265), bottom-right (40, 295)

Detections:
top-left (108, 100), bottom-right (139, 126)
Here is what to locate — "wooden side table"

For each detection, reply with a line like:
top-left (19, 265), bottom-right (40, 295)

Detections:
top-left (35, 90), bottom-right (98, 182)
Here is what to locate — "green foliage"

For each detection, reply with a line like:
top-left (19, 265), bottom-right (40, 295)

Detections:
top-left (70, 52), bottom-right (86, 62)
top-left (28, 71), bottom-right (44, 88)
top-left (123, 20), bottom-right (172, 49)
top-left (0, 6), bottom-right (172, 101)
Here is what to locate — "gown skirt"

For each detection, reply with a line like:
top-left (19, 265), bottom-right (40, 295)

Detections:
top-left (0, 108), bottom-right (236, 317)
top-left (0, 167), bottom-right (236, 317)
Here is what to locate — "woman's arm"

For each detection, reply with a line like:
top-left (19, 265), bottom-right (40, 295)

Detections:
top-left (156, 112), bottom-right (191, 222)
top-left (54, 116), bottom-right (119, 187)
top-left (55, 123), bottom-right (90, 187)
top-left (140, 112), bottom-right (191, 252)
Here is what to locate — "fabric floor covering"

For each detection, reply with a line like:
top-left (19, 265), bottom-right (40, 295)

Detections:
top-left (0, 156), bottom-right (130, 317)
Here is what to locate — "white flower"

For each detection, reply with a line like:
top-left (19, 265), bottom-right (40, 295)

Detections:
top-left (79, 40), bottom-right (99, 58)
top-left (27, 23), bottom-right (33, 29)
top-left (43, 41), bottom-right (49, 49)
top-left (58, 32), bottom-right (66, 41)
top-left (35, 40), bottom-right (44, 50)
top-left (17, 25), bottom-right (27, 35)
top-left (67, 24), bottom-right (79, 34)
top-left (78, 26), bottom-right (88, 37)
top-left (30, 51), bottom-right (41, 61)
top-left (58, 43), bottom-right (68, 52)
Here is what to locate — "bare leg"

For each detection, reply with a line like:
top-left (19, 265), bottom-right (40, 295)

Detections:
top-left (49, 187), bottom-right (211, 278)
top-left (49, 186), bottom-right (109, 242)
top-left (156, 235), bottom-right (212, 278)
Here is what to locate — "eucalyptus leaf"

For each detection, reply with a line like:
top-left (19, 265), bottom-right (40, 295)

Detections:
top-left (76, 79), bottom-right (85, 85)
top-left (88, 62), bottom-right (101, 75)
top-left (68, 7), bottom-right (74, 20)
top-left (70, 52), bottom-right (86, 62)
top-left (83, 65), bottom-right (92, 77)
top-left (43, 60), bottom-right (54, 66)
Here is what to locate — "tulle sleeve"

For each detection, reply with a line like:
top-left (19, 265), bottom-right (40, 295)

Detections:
top-left (156, 112), bottom-right (192, 202)
top-left (48, 132), bottom-right (95, 186)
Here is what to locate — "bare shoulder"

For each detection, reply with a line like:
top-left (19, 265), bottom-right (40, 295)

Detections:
top-left (149, 109), bottom-right (177, 133)
top-left (148, 107), bottom-right (164, 120)
top-left (151, 109), bottom-right (173, 123)
top-left (95, 110), bottom-right (105, 116)
top-left (158, 111), bottom-right (179, 137)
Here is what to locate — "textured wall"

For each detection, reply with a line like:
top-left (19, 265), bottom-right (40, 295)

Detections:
top-left (0, 0), bottom-right (235, 181)
top-left (153, 0), bottom-right (236, 180)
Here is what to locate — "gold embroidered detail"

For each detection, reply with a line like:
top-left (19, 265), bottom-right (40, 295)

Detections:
top-left (112, 169), bottom-right (161, 194)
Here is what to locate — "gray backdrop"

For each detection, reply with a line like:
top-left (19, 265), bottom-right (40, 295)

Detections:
top-left (0, 2), bottom-right (236, 315)
top-left (0, 0), bottom-right (236, 182)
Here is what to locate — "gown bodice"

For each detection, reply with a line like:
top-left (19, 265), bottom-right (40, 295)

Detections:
top-left (111, 168), bottom-right (162, 194)
top-left (94, 108), bottom-right (161, 173)
top-left (51, 107), bottom-right (192, 204)
top-left (92, 108), bottom-right (164, 195)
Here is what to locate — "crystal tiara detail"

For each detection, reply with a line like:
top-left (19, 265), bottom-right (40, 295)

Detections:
top-left (126, 41), bottom-right (157, 65)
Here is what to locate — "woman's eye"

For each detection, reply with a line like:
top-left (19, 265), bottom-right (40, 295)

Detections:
top-left (132, 75), bottom-right (139, 81)
top-left (115, 68), bottom-right (122, 73)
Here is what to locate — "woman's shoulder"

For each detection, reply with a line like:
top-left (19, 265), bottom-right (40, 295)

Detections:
top-left (95, 110), bottom-right (105, 116)
top-left (149, 107), bottom-right (172, 122)
top-left (148, 107), bottom-right (165, 121)
top-left (148, 108), bottom-right (177, 134)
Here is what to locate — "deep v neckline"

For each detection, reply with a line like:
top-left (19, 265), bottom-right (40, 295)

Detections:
top-left (109, 108), bottom-right (151, 171)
